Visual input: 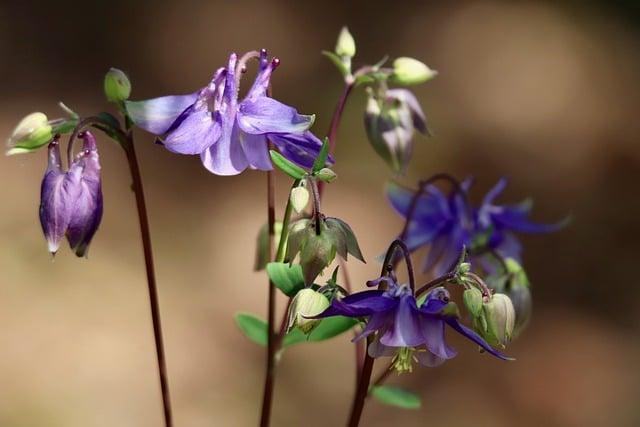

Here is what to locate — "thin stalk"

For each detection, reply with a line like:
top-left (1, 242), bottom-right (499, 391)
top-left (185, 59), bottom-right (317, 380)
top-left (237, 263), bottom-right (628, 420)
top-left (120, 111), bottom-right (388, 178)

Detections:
top-left (260, 170), bottom-right (277, 427)
top-left (123, 132), bottom-right (173, 427)
top-left (260, 176), bottom-right (300, 427)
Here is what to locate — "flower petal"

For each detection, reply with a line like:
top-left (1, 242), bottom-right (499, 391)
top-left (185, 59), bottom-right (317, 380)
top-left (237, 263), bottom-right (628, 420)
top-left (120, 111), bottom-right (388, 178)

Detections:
top-left (419, 315), bottom-right (457, 360)
top-left (237, 97), bottom-right (314, 135)
top-left (269, 131), bottom-right (333, 169)
top-left (314, 291), bottom-right (395, 319)
top-left (125, 93), bottom-right (198, 135)
top-left (66, 132), bottom-right (103, 257)
top-left (200, 118), bottom-right (248, 175)
top-left (444, 318), bottom-right (513, 361)
top-left (238, 130), bottom-right (272, 170)
top-left (162, 110), bottom-right (221, 155)
top-left (380, 295), bottom-right (424, 348)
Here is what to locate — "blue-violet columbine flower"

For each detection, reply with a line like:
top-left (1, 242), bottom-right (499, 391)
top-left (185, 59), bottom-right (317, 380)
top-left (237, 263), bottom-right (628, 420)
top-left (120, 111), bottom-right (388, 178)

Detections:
top-left (125, 49), bottom-right (329, 175)
top-left (40, 131), bottom-right (103, 256)
top-left (386, 178), bottom-right (565, 275)
top-left (313, 276), bottom-right (509, 372)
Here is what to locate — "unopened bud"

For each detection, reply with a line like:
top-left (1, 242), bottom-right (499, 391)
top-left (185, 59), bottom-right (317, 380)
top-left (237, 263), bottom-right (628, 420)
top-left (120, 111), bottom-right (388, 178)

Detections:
top-left (7, 112), bottom-right (53, 154)
top-left (335, 27), bottom-right (356, 58)
top-left (477, 293), bottom-right (516, 349)
top-left (390, 57), bottom-right (437, 86)
top-left (287, 288), bottom-right (330, 334)
top-left (104, 68), bottom-right (131, 102)
top-left (290, 185), bottom-right (310, 213)
top-left (463, 287), bottom-right (483, 317)
top-left (315, 168), bottom-right (337, 183)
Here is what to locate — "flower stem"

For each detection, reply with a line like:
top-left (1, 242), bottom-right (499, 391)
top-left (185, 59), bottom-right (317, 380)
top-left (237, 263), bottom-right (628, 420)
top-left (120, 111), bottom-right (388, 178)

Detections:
top-left (123, 132), bottom-right (173, 427)
top-left (260, 170), bottom-right (277, 427)
top-left (260, 175), bottom-right (300, 427)
top-left (347, 335), bottom-right (375, 427)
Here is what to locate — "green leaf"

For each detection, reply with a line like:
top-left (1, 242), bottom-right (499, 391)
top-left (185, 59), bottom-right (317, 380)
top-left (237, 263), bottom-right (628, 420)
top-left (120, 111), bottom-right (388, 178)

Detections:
top-left (96, 112), bottom-right (122, 130)
top-left (283, 316), bottom-right (357, 347)
top-left (312, 138), bottom-right (330, 173)
top-left (322, 50), bottom-right (350, 78)
top-left (234, 313), bottom-right (268, 346)
top-left (269, 150), bottom-right (307, 180)
top-left (266, 262), bottom-right (305, 297)
top-left (370, 386), bottom-right (421, 409)
top-left (254, 222), bottom-right (283, 271)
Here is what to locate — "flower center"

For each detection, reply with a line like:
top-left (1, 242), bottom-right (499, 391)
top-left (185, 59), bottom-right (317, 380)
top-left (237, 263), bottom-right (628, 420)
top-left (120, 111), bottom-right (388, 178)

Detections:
top-left (392, 347), bottom-right (417, 374)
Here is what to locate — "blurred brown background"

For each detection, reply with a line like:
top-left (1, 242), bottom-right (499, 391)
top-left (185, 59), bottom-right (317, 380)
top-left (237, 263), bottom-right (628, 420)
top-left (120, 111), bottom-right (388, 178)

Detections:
top-left (1, 0), bottom-right (639, 426)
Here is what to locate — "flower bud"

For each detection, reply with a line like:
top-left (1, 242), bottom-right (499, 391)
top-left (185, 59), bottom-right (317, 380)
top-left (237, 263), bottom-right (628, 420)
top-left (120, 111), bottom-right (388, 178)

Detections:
top-left (290, 184), bottom-right (310, 214)
top-left (104, 68), bottom-right (131, 102)
top-left (39, 131), bottom-right (103, 256)
top-left (364, 89), bottom-right (426, 174)
top-left (7, 112), bottom-right (53, 155)
top-left (390, 57), bottom-right (437, 86)
top-left (474, 293), bottom-right (515, 349)
top-left (314, 167), bottom-right (337, 183)
top-left (463, 287), bottom-right (483, 317)
top-left (335, 27), bottom-right (356, 58)
top-left (65, 131), bottom-right (103, 257)
top-left (287, 288), bottom-right (330, 334)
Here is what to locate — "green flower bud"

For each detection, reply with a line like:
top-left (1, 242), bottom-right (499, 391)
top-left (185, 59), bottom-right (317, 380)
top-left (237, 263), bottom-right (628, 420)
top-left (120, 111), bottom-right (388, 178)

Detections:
top-left (390, 57), bottom-right (437, 86)
top-left (290, 185), bottom-right (310, 214)
top-left (287, 288), bottom-right (330, 334)
top-left (104, 68), bottom-right (131, 102)
top-left (314, 168), bottom-right (337, 183)
top-left (6, 112), bottom-right (53, 155)
top-left (463, 287), bottom-right (483, 317)
top-left (474, 293), bottom-right (515, 349)
top-left (335, 26), bottom-right (356, 58)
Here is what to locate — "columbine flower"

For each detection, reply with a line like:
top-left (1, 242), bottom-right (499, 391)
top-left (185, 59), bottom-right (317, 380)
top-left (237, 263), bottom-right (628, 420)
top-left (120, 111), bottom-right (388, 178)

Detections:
top-left (313, 277), bottom-right (509, 372)
top-left (126, 49), bottom-right (329, 175)
top-left (386, 178), bottom-right (564, 274)
top-left (40, 131), bottom-right (103, 256)
top-left (364, 88), bottom-right (426, 174)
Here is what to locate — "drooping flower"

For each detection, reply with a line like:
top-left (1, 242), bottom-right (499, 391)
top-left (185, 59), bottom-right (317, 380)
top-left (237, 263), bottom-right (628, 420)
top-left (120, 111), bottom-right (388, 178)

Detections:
top-left (39, 131), bottom-right (103, 256)
top-left (125, 50), bottom-right (330, 175)
top-left (313, 276), bottom-right (509, 372)
top-left (386, 178), bottom-right (565, 274)
top-left (364, 88), bottom-right (427, 174)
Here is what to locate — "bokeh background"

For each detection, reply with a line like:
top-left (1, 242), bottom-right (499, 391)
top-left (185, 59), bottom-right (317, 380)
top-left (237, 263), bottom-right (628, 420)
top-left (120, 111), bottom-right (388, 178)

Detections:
top-left (1, 1), bottom-right (639, 426)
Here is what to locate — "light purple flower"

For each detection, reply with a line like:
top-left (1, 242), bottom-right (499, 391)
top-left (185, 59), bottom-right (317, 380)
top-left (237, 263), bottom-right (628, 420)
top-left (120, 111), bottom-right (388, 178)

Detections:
top-left (39, 131), bottom-right (103, 256)
top-left (126, 50), bottom-right (329, 175)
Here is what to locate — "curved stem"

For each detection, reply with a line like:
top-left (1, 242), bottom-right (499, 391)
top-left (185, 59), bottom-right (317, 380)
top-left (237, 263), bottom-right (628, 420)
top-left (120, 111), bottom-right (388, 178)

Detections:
top-left (415, 271), bottom-right (457, 298)
top-left (381, 239), bottom-right (416, 293)
top-left (67, 116), bottom-right (126, 166)
top-left (123, 131), bottom-right (173, 427)
top-left (318, 82), bottom-right (354, 200)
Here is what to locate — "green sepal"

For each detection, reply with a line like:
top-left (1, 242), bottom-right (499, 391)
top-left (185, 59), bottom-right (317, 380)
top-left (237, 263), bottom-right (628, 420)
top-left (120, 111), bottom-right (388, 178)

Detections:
top-left (463, 287), bottom-right (484, 317)
top-left (370, 385), bottom-right (421, 409)
top-left (324, 217), bottom-right (365, 262)
top-left (234, 313), bottom-right (268, 346)
top-left (269, 150), bottom-right (307, 180)
top-left (266, 262), bottom-right (305, 297)
top-left (312, 137), bottom-right (330, 173)
top-left (322, 50), bottom-right (350, 78)
top-left (283, 316), bottom-right (357, 347)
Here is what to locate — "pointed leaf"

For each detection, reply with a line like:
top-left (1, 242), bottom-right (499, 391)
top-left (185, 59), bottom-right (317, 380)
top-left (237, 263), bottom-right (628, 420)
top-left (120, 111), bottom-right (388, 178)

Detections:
top-left (266, 262), bottom-right (305, 297)
top-left (270, 150), bottom-right (307, 180)
top-left (234, 313), bottom-right (268, 346)
top-left (370, 386), bottom-right (421, 409)
top-left (312, 138), bottom-right (330, 173)
top-left (322, 50), bottom-right (350, 78)
top-left (254, 222), bottom-right (283, 271)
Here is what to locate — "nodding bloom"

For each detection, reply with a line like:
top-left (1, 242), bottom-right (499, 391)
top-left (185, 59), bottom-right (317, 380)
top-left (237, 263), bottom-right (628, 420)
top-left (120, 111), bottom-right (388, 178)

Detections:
top-left (125, 49), bottom-right (330, 175)
top-left (40, 131), bottom-right (103, 256)
top-left (313, 276), bottom-right (509, 372)
top-left (386, 178), bottom-right (565, 275)
top-left (364, 88), bottom-right (426, 174)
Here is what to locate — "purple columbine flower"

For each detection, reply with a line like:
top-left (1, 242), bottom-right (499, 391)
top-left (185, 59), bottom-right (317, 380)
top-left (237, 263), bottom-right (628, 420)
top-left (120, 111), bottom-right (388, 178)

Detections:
top-left (39, 131), bottom-right (103, 256)
top-left (313, 276), bottom-right (509, 372)
top-left (386, 178), bottom-right (565, 274)
top-left (125, 49), bottom-right (330, 175)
